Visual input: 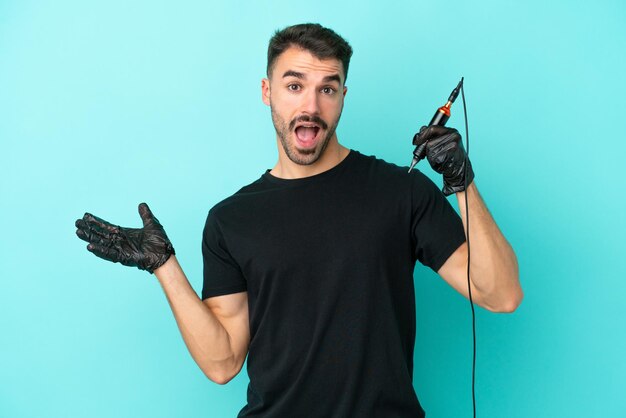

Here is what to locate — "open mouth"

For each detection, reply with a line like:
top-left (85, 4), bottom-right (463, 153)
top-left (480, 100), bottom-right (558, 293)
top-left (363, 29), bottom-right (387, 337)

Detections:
top-left (294, 124), bottom-right (321, 148)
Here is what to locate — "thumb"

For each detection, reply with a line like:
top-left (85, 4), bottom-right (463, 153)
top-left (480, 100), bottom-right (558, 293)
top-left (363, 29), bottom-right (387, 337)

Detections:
top-left (412, 125), bottom-right (428, 146)
top-left (138, 202), bottom-right (155, 227)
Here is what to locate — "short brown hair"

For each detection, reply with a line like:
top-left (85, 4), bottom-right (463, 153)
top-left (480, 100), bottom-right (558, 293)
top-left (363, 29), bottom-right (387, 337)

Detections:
top-left (267, 23), bottom-right (353, 83)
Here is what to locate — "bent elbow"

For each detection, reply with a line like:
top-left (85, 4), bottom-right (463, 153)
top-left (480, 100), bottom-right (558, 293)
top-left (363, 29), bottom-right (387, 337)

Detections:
top-left (212, 374), bottom-right (234, 385)
top-left (494, 301), bottom-right (520, 313)
top-left (204, 358), bottom-right (245, 385)
top-left (205, 369), bottom-right (235, 385)
top-left (490, 288), bottom-right (524, 313)
top-left (201, 362), bottom-right (237, 386)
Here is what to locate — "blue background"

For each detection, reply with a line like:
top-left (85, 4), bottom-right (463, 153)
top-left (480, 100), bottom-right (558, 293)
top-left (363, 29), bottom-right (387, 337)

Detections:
top-left (1, 1), bottom-right (625, 417)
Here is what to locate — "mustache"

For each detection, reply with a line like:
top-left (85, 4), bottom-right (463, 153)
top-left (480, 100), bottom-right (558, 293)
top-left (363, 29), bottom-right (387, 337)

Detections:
top-left (289, 115), bottom-right (328, 131)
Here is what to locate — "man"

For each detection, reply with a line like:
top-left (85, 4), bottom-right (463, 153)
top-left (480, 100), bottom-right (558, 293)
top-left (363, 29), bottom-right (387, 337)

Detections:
top-left (76, 23), bottom-right (522, 417)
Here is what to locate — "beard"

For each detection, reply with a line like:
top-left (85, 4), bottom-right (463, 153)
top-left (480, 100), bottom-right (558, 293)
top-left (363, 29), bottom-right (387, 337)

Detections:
top-left (270, 104), bottom-right (341, 166)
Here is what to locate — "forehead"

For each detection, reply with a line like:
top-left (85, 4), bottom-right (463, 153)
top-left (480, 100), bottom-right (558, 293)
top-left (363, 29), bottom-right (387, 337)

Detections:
top-left (272, 47), bottom-right (344, 83)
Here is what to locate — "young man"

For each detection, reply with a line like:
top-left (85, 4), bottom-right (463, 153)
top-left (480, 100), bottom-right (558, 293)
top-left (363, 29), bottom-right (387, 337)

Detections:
top-left (76, 23), bottom-right (522, 418)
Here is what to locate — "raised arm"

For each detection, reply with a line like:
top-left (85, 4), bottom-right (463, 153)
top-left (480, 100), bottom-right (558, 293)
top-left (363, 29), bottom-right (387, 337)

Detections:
top-left (413, 126), bottom-right (523, 312)
top-left (75, 203), bottom-right (250, 383)
top-left (437, 183), bottom-right (522, 312)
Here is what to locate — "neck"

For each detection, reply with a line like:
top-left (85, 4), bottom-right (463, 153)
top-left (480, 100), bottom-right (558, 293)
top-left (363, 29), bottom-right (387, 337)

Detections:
top-left (271, 137), bottom-right (350, 179)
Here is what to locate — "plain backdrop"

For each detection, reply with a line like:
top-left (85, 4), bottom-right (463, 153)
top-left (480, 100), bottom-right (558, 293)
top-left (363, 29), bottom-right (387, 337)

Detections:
top-left (1, 1), bottom-right (625, 417)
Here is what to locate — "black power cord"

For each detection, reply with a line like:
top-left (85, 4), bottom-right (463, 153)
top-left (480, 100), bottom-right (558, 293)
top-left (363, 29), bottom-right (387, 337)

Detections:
top-left (460, 82), bottom-right (476, 418)
top-left (409, 79), bottom-right (476, 417)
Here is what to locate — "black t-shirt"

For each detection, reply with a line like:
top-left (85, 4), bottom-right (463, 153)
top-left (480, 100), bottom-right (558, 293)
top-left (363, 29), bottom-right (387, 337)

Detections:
top-left (202, 150), bottom-right (466, 417)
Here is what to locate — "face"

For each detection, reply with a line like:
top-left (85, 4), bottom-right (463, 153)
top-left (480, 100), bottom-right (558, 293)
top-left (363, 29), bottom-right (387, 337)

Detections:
top-left (262, 47), bottom-right (347, 166)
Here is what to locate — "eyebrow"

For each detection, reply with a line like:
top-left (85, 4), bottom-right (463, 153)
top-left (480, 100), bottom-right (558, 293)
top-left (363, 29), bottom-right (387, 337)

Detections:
top-left (282, 70), bottom-right (305, 79)
top-left (282, 70), bottom-right (342, 84)
top-left (323, 74), bottom-right (342, 84)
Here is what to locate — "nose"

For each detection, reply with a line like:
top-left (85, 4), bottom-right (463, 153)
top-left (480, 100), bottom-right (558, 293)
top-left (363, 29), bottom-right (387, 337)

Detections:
top-left (300, 88), bottom-right (321, 115)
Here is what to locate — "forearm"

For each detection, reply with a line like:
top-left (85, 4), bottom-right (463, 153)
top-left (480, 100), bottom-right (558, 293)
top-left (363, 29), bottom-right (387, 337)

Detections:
top-left (456, 182), bottom-right (523, 311)
top-left (154, 255), bottom-right (236, 383)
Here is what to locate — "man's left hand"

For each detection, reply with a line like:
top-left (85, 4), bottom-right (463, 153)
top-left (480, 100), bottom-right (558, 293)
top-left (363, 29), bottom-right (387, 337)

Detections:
top-left (412, 125), bottom-right (475, 196)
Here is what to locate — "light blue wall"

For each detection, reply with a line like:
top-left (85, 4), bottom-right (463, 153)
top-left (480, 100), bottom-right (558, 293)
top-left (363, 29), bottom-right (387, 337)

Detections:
top-left (1, 1), bottom-right (624, 417)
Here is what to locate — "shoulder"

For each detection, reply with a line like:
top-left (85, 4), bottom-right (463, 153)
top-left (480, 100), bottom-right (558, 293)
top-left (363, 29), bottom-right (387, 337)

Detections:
top-left (351, 150), bottom-right (405, 176)
top-left (206, 175), bottom-right (271, 222)
top-left (350, 150), bottom-right (446, 211)
top-left (350, 150), bottom-right (433, 187)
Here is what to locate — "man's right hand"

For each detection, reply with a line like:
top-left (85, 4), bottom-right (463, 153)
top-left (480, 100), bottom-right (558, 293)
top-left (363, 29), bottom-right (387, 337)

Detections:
top-left (75, 202), bottom-right (175, 274)
top-left (412, 125), bottom-right (474, 196)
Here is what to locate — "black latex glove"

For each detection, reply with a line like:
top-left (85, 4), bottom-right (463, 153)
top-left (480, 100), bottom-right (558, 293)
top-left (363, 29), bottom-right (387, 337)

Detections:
top-left (412, 125), bottom-right (475, 196)
top-left (75, 203), bottom-right (175, 274)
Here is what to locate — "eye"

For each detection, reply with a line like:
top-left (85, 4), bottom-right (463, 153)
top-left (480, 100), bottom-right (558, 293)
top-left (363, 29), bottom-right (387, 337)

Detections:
top-left (321, 87), bottom-right (336, 95)
top-left (287, 84), bottom-right (301, 91)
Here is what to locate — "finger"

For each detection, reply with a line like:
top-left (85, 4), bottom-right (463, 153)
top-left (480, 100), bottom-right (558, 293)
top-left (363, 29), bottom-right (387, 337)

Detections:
top-left (76, 226), bottom-right (116, 245)
top-left (76, 227), bottom-right (94, 243)
top-left (138, 203), bottom-right (155, 227)
top-left (423, 125), bottom-right (458, 140)
top-left (412, 126), bottom-right (429, 146)
top-left (76, 218), bottom-right (115, 241)
top-left (82, 213), bottom-right (119, 234)
top-left (414, 126), bottom-right (436, 142)
top-left (87, 243), bottom-right (121, 263)
top-left (426, 129), bottom-right (462, 150)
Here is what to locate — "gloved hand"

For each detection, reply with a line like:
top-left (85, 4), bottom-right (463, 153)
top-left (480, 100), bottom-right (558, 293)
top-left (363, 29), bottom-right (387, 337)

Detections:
top-left (75, 203), bottom-right (175, 274)
top-left (412, 125), bottom-right (475, 196)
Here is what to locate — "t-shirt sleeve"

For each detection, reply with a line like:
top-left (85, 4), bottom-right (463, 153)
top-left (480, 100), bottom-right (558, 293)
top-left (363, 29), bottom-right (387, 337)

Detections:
top-left (201, 209), bottom-right (247, 300)
top-left (410, 170), bottom-right (466, 272)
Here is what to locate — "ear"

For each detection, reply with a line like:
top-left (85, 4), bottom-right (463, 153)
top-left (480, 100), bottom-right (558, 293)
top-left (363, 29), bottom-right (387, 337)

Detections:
top-left (343, 86), bottom-right (348, 98)
top-left (261, 78), bottom-right (271, 106)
